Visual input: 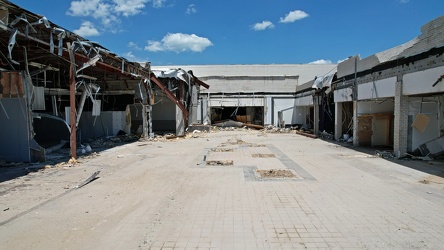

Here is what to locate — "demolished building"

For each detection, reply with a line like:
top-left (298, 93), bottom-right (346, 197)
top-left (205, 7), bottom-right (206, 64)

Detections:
top-left (333, 15), bottom-right (444, 157)
top-left (152, 64), bottom-right (337, 131)
top-left (0, 0), bottom-right (207, 162)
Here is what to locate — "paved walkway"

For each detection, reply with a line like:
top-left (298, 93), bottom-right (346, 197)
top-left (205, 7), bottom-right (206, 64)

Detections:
top-left (0, 130), bottom-right (443, 249)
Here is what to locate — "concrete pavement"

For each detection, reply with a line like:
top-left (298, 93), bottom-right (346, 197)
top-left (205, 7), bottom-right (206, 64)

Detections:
top-left (0, 129), bottom-right (443, 249)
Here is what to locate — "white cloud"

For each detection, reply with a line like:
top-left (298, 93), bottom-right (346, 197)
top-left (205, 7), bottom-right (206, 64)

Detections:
top-left (128, 42), bottom-right (142, 50)
top-left (67, 0), bottom-right (162, 32)
top-left (67, 0), bottom-right (102, 16)
top-left (74, 21), bottom-right (100, 37)
top-left (122, 51), bottom-right (145, 62)
top-left (145, 41), bottom-right (164, 52)
top-left (114, 0), bottom-right (149, 17)
top-left (145, 33), bottom-right (213, 53)
top-left (309, 59), bottom-right (332, 64)
top-left (280, 10), bottom-right (309, 23)
top-left (252, 21), bottom-right (274, 31)
top-left (186, 4), bottom-right (197, 14)
top-left (152, 0), bottom-right (166, 8)
top-left (67, 0), bottom-right (119, 28)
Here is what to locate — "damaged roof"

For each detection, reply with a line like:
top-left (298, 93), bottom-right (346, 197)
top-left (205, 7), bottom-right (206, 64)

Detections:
top-left (337, 15), bottom-right (444, 79)
top-left (0, 0), bottom-right (151, 93)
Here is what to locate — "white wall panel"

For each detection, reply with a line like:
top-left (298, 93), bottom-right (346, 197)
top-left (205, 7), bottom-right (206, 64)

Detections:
top-left (358, 77), bottom-right (396, 100)
top-left (403, 66), bottom-right (444, 95)
top-left (292, 106), bottom-right (307, 125)
top-left (334, 88), bottom-right (353, 102)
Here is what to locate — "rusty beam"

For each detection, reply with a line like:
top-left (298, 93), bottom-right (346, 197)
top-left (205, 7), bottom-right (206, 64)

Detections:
top-left (193, 77), bottom-right (210, 89)
top-left (69, 59), bottom-right (77, 159)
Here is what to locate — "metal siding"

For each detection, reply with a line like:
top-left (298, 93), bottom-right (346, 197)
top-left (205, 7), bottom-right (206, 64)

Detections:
top-left (0, 98), bottom-right (31, 162)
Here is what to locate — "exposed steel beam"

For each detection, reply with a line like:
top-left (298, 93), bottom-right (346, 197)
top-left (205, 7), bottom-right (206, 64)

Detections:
top-left (193, 77), bottom-right (210, 89)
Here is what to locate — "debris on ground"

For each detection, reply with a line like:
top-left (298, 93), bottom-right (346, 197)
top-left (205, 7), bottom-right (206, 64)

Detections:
top-left (319, 130), bottom-right (334, 140)
top-left (210, 148), bottom-right (234, 152)
top-left (76, 171), bottom-right (100, 188)
top-left (251, 154), bottom-right (275, 158)
top-left (213, 120), bottom-right (243, 128)
top-left (262, 125), bottom-right (292, 133)
top-left (213, 119), bottom-right (264, 130)
top-left (206, 160), bottom-right (234, 166)
top-left (256, 169), bottom-right (298, 179)
top-left (375, 150), bottom-right (395, 159)
top-left (187, 124), bottom-right (211, 133)
top-left (88, 134), bottom-right (140, 148)
top-left (54, 158), bottom-right (80, 168)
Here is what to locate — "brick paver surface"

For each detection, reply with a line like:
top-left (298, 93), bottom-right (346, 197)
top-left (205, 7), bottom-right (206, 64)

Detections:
top-left (0, 130), bottom-right (443, 249)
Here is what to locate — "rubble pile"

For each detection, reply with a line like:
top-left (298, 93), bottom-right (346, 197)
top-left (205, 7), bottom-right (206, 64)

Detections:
top-left (262, 125), bottom-right (293, 133)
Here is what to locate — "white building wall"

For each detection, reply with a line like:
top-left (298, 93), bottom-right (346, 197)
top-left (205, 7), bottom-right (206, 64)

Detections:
top-left (154, 64), bottom-right (337, 86)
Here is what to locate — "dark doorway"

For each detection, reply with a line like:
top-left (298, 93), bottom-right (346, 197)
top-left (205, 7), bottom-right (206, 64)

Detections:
top-left (211, 106), bottom-right (264, 125)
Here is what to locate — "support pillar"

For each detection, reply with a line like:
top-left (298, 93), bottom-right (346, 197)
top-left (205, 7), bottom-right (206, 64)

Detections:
top-left (176, 105), bottom-right (185, 136)
top-left (394, 80), bottom-right (409, 157)
top-left (313, 96), bottom-right (320, 136)
top-left (142, 104), bottom-right (148, 138)
top-left (335, 102), bottom-right (343, 141)
top-left (148, 104), bottom-right (153, 138)
top-left (353, 101), bottom-right (359, 146)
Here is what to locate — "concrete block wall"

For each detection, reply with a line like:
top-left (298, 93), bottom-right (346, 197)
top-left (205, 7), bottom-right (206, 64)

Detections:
top-left (394, 81), bottom-right (409, 157)
top-left (399, 15), bottom-right (444, 58)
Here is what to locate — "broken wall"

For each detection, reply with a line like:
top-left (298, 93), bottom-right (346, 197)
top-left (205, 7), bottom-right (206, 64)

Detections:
top-left (77, 111), bottom-right (127, 140)
top-left (408, 97), bottom-right (441, 152)
top-left (272, 98), bottom-right (297, 126)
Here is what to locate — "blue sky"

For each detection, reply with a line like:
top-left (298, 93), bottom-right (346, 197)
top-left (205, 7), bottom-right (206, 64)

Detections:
top-left (10, 0), bottom-right (444, 66)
